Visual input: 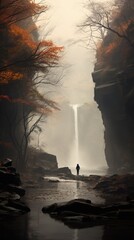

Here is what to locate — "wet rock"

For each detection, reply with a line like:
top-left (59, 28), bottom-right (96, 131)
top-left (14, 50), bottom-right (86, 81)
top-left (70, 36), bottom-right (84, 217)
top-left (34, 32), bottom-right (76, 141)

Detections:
top-left (0, 170), bottom-right (21, 186)
top-left (42, 199), bottom-right (103, 216)
top-left (7, 200), bottom-right (30, 212)
top-left (0, 158), bottom-right (30, 219)
top-left (0, 158), bottom-right (12, 167)
top-left (0, 192), bottom-right (20, 201)
top-left (43, 177), bottom-right (60, 182)
top-left (5, 185), bottom-right (25, 196)
top-left (94, 173), bottom-right (134, 202)
top-left (117, 209), bottom-right (134, 219)
top-left (42, 203), bottom-right (59, 213)
top-left (42, 198), bottom-right (134, 228)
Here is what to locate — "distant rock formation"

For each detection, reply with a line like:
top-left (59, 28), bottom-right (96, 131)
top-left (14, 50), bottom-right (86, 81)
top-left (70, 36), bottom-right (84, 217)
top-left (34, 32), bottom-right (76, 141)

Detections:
top-left (27, 147), bottom-right (58, 174)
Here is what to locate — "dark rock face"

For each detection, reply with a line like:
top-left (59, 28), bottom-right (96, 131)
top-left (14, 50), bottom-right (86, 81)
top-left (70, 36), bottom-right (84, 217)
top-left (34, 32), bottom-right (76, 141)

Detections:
top-left (91, 1), bottom-right (134, 172)
top-left (92, 68), bottom-right (134, 172)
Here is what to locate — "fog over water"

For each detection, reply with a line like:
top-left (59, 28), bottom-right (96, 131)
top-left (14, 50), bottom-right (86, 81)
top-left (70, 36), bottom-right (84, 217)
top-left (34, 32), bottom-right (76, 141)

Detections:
top-left (33, 0), bottom-right (111, 170)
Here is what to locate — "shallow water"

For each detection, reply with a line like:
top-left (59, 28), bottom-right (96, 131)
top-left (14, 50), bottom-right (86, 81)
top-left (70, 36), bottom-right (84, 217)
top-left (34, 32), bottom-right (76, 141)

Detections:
top-left (0, 175), bottom-right (134, 240)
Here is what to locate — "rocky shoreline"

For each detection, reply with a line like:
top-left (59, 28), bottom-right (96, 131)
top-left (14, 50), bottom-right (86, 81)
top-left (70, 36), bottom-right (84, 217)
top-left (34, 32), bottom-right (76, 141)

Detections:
top-left (1, 158), bottom-right (134, 229)
top-left (0, 158), bottom-right (30, 220)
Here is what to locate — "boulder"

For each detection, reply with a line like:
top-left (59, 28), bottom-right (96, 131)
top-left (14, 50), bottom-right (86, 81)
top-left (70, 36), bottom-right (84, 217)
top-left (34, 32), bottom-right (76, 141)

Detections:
top-left (94, 173), bottom-right (134, 202)
top-left (0, 158), bottom-right (30, 219)
top-left (27, 147), bottom-right (58, 171)
top-left (0, 158), bottom-right (12, 167)
top-left (42, 198), bottom-right (134, 229)
top-left (7, 200), bottom-right (30, 212)
top-left (42, 199), bottom-right (102, 215)
top-left (0, 170), bottom-right (21, 186)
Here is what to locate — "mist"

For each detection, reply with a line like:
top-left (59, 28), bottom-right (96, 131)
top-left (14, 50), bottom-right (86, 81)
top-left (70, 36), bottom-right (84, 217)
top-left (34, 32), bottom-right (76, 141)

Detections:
top-left (33, 0), bottom-right (110, 170)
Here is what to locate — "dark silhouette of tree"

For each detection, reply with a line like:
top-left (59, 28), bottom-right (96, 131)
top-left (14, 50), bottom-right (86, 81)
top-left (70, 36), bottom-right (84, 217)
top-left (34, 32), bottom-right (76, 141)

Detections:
top-left (82, 0), bottom-right (134, 49)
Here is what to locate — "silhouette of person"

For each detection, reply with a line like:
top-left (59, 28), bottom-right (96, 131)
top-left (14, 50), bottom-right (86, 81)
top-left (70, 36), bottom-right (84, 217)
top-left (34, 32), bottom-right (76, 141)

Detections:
top-left (76, 164), bottom-right (80, 176)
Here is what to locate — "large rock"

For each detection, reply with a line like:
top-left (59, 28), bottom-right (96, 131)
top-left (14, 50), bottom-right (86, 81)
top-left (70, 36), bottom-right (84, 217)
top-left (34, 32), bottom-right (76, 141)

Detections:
top-left (94, 173), bottom-right (134, 202)
top-left (42, 198), bottom-right (134, 229)
top-left (27, 147), bottom-right (58, 170)
top-left (0, 158), bottom-right (30, 218)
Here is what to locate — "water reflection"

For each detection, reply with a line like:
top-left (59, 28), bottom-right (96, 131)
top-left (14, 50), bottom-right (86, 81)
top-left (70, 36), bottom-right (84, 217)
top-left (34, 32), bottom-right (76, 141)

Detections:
top-left (28, 201), bottom-right (104, 240)
top-left (1, 178), bottom-right (134, 240)
top-left (0, 214), bottom-right (29, 240)
top-left (102, 222), bottom-right (134, 240)
top-left (76, 181), bottom-right (80, 190)
top-left (74, 180), bottom-right (80, 199)
top-left (74, 229), bottom-right (78, 240)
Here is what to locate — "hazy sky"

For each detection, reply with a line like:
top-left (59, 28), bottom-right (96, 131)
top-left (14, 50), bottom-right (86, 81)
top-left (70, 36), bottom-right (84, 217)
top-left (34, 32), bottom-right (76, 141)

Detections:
top-left (36, 0), bottom-right (112, 104)
top-left (37, 0), bottom-right (97, 104)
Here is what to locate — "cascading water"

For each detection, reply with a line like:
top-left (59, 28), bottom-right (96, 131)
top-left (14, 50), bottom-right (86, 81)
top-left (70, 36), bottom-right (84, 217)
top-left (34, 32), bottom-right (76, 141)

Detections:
top-left (71, 104), bottom-right (80, 165)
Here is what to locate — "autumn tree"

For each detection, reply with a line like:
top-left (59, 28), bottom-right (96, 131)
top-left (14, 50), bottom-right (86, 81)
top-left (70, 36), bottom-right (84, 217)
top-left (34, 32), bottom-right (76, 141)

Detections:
top-left (82, 0), bottom-right (134, 71)
top-left (0, 0), bottom-right (63, 170)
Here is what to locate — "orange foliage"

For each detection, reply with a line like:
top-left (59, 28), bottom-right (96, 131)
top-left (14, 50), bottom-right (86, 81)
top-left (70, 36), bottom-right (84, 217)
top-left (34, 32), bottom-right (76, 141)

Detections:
top-left (118, 19), bottom-right (132, 33)
top-left (0, 0), bottom-right (62, 160)
top-left (37, 41), bottom-right (64, 64)
top-left (9, 24), bottom-right (37, 49)
top-left (96, 18), bottom-right (134, 68)
top-left (0, 0), bottom-right (63, 119)
top-left (0, 0), bottom-right (63, 85)
top-left (0, 70), bottom-right (23, 84)
top-left (0, 0), bottom-right (47, 25)
top-left (0, 95), bottom-right (58, 114)
top-left (105, 41), bottom-right (118, 54)
top-left (0, 25), bottom-right (63, 84)
top-left (0, 95), bottom-right (33, 106)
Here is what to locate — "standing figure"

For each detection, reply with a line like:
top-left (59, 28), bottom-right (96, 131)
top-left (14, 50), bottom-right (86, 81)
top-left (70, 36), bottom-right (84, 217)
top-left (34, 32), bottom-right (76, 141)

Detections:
top-left (76, 163), bottom-right (80, 176)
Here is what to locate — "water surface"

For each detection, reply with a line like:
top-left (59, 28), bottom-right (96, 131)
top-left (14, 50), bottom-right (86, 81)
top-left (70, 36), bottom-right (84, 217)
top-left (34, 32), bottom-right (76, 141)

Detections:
top-left (0, 172), bottom-right (134, 240)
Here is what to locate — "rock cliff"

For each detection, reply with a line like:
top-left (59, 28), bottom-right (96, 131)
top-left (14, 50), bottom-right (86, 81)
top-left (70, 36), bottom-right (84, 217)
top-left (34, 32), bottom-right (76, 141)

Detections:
top-left (92, 1), bottom-right (134, 172)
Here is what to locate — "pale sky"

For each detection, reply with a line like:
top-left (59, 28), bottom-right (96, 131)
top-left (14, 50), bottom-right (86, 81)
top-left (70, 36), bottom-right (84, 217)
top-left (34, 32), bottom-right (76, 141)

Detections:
top-left (36, 0), bottom-right (97, 104)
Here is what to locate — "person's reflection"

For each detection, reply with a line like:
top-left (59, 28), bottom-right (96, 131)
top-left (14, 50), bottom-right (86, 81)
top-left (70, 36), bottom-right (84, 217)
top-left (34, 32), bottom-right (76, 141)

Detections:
top-left (74, 181), bottom-right (80, 199)
top-left (73, 229), bottom-right (78, 240)
top-left (76, 181), bottom-right (80, 189)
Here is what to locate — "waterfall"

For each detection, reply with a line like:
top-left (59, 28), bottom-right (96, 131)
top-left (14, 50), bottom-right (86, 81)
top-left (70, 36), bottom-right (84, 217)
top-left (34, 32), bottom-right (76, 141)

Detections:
top-left (72, 104), bottom-right (80, 164)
